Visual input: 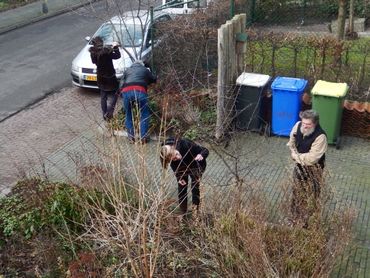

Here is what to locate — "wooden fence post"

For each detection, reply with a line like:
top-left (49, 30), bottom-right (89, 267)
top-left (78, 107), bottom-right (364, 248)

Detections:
top-left (216, 24), bottom-right (228, 139)
top-left (215, 14), bottom-right (247, 140)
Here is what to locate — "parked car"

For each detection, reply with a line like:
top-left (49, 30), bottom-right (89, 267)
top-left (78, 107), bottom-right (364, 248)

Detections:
top-left (162, 0), bottom-right (210, 15)
top-left (71, 9), bottom-right (172, 89)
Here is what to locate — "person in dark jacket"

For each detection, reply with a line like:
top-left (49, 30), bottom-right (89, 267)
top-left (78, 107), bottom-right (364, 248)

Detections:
top-left (120, 60), bottom-right (157, 143)
top-left (287, 109), bottom-right (328, 225)
top-left (89, 36), bottom-right (121, 121)
top-left (160, 137), bottom-right (209, 215)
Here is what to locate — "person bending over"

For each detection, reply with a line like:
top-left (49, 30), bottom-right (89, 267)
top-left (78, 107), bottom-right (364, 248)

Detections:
top-left (160, 137), bottom-right (209, 215)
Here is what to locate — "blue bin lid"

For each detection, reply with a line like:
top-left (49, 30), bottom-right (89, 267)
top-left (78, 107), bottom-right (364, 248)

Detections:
top-left (271, 76), bottom-right (308, 92)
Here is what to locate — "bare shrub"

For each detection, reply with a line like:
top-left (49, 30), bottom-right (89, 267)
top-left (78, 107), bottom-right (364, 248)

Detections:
top-left (0, 2), bottom-right (356, 275)
top-left (71, 138), bottom-right (354, 277)
top-left (135, 1), bottom-right (246, 141)
top-left (154, 0), bottom-right (231, 93)
top-left (1, 138), bottom-right (355, 277)
top-left (187, 185), bottom-right (354, 277)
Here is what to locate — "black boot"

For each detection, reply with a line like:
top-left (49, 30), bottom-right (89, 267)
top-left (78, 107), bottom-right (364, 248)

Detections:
top-left (179, 201), bottom-right (188, 214)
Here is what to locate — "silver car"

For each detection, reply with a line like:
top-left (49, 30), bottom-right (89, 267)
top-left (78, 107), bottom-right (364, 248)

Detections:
top-left (71, 9), bottom-right (172, 89)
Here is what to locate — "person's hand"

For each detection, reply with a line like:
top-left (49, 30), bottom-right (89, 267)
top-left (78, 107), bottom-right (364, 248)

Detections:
top-left (178, 179), bottom-right (187, 186)
top-left (291, 152), bottom-right (299, 162)
top-left (195, 154), bottom-right (204, 161)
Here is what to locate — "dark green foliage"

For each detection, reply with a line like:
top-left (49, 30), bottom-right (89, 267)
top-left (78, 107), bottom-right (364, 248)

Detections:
top-left (0, 0), bottom-right (40, 12)
top-left (183, 106), bottom-right (217, 141)
top-left (0, 179), bottom-right (87, 239)
top-left (108, 96), bottom-right (161, 133)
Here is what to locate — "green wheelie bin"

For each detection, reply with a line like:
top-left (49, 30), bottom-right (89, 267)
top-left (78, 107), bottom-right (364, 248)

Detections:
top-left (311, 80), bottom-right (349, 149)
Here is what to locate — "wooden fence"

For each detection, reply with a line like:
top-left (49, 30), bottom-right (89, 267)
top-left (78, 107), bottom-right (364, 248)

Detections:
top-left (215, 14), bottom-right (247, 139)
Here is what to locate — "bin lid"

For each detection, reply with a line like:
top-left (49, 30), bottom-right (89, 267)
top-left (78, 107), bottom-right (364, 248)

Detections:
top-left (236, 72), bottom-right (270, 87)
top-left (271, 76), bottom-right (308, 92)
top-left (311, 80), bottom-right (349, 98)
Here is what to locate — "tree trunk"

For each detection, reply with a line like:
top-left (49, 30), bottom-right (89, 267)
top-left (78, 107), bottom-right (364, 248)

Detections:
top-left (337, 0), bottom-right (347, 40)
top-left (348, 0), bottom-right (354, 33)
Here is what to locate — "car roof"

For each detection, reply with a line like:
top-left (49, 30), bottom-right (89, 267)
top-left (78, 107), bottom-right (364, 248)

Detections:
top-left (109, 9), bottom-right (171, 25)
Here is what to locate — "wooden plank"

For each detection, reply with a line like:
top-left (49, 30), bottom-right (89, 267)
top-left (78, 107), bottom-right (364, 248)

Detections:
top-left (216, 14), bottom-right (248, 139)
top-left (233, 16), bottom-right (242, 77)
top-left (237, 14), bottom-right (247, 74)
top-left (216, 25), bottom-right (227, 139)
top-left (225, 21), bottom-right (234, 130)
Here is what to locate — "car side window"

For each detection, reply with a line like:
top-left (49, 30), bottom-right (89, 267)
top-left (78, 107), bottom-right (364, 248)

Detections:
top-left (145, 15), bottom-right (172, 48)
top-left (188, 0), bottom-right (207, 8)
top-left (165, 0), bottom-right (184, 8)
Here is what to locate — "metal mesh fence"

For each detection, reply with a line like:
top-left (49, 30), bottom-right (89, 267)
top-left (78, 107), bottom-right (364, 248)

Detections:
top-left (228, 0), bottom-right (370, 101)
top-left (245, 0), bottom-right (369, 26)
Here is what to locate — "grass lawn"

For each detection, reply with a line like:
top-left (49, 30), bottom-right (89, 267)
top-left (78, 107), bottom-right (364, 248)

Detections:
top-left (245, 37), bottom-right (370, 101)
top-left (0, 0), bottom-right (38, 12)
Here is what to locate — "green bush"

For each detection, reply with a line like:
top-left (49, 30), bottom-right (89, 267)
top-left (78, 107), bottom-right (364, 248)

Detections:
top-left (108, 96), bottom-right (161, 133)
top-left (0, 179), bottom-right (87, 239)
top-left (47, 183), bottom-right (86, 232)
top-left (183, 125), bottom-right (200, 140)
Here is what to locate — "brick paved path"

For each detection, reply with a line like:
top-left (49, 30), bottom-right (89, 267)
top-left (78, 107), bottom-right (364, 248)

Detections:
top-left (1, 87), bottom-right (369, 276)
top-left (37, 127), bottom-right (370, 277)
top-left (0, 87), bottom-right (101, 195)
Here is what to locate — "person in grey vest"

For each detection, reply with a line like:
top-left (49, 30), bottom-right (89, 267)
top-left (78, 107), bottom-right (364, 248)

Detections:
top-left (287, 109), bottom-right (328, 225)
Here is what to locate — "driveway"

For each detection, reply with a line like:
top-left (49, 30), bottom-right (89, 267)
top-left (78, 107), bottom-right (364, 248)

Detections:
top-left (26, 105), bottom-right (370, 277)
top-left (0, 87), bottom-right (101, 195)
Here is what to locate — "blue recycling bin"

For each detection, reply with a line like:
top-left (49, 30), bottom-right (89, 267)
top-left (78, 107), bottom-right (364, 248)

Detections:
top-left (271, 77), bottom-right (308, 136)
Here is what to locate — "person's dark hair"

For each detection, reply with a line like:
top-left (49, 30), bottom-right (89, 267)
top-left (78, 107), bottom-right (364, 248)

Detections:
top-left (299, 109), bottom-right (319, 124)
top-left (91, 36), bottom-right (103, 47)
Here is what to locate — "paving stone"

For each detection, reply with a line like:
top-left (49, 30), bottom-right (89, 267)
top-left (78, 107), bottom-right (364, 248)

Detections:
top-left (1, 85), bottom-right (369, 276)
top-left (39, 131), bottom-right (369, 276)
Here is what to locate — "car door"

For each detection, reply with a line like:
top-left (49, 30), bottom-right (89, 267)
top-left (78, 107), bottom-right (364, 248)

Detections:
top-left (141, 14), bottom-right (172, 63)
top-left (163, 0), bottom-right (208, 14)
top-left (187, 0), bottom-right (208, 12)
top-left (163, 0), bottom-right (187, 14)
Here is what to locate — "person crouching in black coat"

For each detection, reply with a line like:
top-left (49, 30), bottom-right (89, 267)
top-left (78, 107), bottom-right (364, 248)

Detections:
top-left (160, 138), bottom-right (209, 215)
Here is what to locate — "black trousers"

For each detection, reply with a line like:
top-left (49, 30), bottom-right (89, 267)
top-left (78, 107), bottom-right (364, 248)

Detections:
top-left (100, 89), bottom-right (118, 120)
top-left (177, 171), bottom-right (202, 213)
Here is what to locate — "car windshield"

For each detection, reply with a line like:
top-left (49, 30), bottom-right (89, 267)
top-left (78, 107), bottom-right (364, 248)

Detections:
top-left (188, 0), bottom-right (207, 8)
top-left (93, 22), bottom-right (144, 47)
top-left (165, 0), bottom-right (184, 8)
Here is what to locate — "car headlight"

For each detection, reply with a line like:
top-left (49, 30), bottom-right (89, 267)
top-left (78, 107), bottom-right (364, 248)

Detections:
top-left (71, 64), bottom-right (80, 72)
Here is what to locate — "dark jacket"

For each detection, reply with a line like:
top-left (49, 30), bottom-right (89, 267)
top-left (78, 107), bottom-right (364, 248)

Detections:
top-left (295, 123), bottom-right (326, 169)
top-left (164, 138), bottom-right (209, 176)
top-left (120, 63), bottom-right (157, 90)
top-left (90, 45), bottom-right (121, 91)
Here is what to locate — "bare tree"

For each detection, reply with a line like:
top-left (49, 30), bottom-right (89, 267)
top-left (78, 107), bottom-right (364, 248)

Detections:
top-left (337, 0), bottom-right (347, 40)
top-left (348, 0), bottom-right (355, 33)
